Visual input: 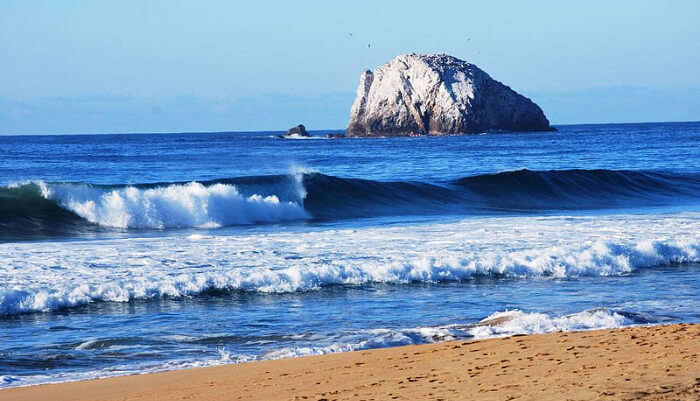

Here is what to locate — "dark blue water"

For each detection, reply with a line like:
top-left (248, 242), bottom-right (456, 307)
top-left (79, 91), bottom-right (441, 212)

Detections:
top-left (1, 122), bottom-right (699, 387)
top-left (3, 122), bottom-right (699, 186)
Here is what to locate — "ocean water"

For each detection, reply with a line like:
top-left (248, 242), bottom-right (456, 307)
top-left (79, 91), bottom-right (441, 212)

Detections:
top-left (1, 122), bottom-right (699, 387)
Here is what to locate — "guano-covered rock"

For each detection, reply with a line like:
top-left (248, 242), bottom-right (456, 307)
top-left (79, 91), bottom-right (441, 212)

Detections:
top-left (347, 53), bottom-right (553, 137)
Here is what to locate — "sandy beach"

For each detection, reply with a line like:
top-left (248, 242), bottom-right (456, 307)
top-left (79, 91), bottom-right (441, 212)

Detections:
top-left (3, 324), bottom-right (698, 401)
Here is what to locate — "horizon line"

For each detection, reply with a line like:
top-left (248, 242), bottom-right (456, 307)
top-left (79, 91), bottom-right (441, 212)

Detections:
top-left (1, 120), bottom-right (699, 137)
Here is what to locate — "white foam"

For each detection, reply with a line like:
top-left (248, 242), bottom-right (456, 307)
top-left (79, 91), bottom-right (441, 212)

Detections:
top-left (0, 307), bottom-right (641, 389)
top-left (467, 309), bottom-right (632, 338)
top-left (39, 181), bottom-right (308, 228)
top-left (0, 349), bottom-right (257, 389)
top-left (1, 212), bottom-right (700, 315)
top-left (282, 134), bottom-right (324, 140)
top-left (74, 339), bottom-right (98, 350)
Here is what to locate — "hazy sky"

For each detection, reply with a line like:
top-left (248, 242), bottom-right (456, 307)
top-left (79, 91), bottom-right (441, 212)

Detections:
top-left (1, 1), bottom-right (699, 133)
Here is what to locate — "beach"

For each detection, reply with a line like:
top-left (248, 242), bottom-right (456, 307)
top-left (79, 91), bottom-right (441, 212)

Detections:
top-left (4, 324), bottom-right (698, 401)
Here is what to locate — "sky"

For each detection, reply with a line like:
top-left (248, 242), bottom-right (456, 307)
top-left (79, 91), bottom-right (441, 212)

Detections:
top-left (1, 0), bottom-right (699, 134)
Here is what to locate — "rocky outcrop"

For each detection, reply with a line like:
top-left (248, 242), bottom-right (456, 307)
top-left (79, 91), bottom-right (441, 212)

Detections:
top-left (347, 54), bottom-right (553, 137)
top-left (286, 124), bottom-right (310, 137)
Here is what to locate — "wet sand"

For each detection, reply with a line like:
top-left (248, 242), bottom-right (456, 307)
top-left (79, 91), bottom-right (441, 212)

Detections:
top-left (3, 324), bottom-right (699, 401)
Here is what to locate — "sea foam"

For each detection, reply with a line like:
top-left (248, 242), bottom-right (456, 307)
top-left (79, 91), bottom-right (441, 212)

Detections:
top-left (2, 212), bottom-right (699, 316)
top-left (466, 309), bottom-right (633, 338)
top-left (0, 307), bottom-right (640, 389)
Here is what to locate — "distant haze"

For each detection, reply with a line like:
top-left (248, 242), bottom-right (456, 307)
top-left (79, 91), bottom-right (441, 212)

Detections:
top-left (1, 0), bottom-right (699, 134)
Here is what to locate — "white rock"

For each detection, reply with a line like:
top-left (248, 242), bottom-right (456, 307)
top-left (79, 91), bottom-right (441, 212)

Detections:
top-left (347, 53), bottom-right (553, 137)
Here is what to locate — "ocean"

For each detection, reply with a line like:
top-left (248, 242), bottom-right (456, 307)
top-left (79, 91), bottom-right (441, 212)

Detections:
top-left (1, 121), bottom-right (699, 387)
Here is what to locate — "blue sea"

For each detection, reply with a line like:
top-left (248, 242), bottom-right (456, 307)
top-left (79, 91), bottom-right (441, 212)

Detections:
top-left (1, 122), bottom-right (700, 387)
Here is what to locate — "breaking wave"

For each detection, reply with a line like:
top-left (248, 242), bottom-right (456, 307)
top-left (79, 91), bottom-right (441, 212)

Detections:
top-left (2, 234), bottom-right (698, 316)
top-left (1, 168), bottom-right (699, 240)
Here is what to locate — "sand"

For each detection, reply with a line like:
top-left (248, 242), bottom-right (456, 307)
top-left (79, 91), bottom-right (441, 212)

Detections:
top-left (3, 324), bottom-right (698, 401)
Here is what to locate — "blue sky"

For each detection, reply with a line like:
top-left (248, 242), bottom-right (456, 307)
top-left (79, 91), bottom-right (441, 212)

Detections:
top-left (1, 0), bottom-right (699, 133)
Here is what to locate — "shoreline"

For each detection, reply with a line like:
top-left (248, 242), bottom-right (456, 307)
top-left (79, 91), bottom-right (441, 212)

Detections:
top-left (3, 324), bottom-right (698, 401)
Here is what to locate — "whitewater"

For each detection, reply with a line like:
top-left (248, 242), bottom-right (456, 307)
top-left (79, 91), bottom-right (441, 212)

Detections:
top-left (1, 122), bottom-right (699, 388)
top-left (2, 212), bottom-right (700, 316)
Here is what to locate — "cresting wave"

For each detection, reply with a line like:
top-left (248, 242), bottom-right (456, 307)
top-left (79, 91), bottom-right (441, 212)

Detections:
top-left (1, 168), bottom-right (699, 239)
top-left (0, 177), bottom-right (308, 238)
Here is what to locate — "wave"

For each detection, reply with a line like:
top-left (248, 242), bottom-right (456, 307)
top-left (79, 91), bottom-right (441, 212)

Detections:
top-left (243, 308), bottom-right (646, 363)
top-left (1, 177), bottom-right (309, 239)
top-left (2, 234), bottom-right (698, 316)
top-left (0, 307), bottom-right (651, 388)
top-left (2, 168), bottom-right (699, 239)
top-left (462, 308), bottom-right (645, 339)
top-left (259, 308), bottom-right (646, 360)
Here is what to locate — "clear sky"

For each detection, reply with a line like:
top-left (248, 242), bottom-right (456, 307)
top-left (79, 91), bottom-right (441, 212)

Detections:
top-left (1, 0), bottom-right (699, 133)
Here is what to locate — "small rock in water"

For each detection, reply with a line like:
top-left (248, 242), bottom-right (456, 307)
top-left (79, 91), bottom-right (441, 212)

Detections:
top-left (286, 124), bottom-right (310, 137)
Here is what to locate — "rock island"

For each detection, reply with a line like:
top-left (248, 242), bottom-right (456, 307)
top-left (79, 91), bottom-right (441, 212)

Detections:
top-left (347, 53), bottom-right (553, 137)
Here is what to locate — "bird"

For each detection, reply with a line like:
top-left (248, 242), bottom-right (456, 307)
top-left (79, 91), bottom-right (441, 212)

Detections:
top-left (367, 43), bottom-right (371, 48)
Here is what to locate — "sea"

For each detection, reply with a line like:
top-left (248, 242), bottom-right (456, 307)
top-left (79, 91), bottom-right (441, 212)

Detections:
top-left (1, 121), bottom-right (699, 388)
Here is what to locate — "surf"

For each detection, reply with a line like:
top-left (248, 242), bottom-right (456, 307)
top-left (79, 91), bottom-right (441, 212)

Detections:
top-left (2, 212), bottom-right (700, 316)
top-left (2, 168), bottom-right (699, 240)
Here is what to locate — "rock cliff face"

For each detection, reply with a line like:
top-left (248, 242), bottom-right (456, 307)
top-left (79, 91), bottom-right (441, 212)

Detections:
top-left (347, 54), bottom-right (553, 137)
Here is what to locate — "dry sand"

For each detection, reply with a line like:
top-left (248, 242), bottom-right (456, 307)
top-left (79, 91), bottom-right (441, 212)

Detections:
top-left (3, 324), bottom-right (699, 401)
